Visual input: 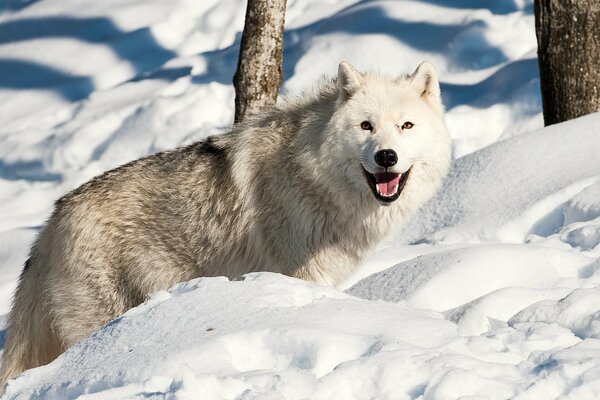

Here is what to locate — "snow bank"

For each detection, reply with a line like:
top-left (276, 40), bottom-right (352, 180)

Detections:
top-left (396, 112), bottom-right (600, 245)
top-left (348, 243), bottom-right (598, 335)
top-left (2, 273), bottom-right (456, 399)
top-left (7, 273), bottom-right (600, 399)
top-left (564, 183), bottom-right (600, 226)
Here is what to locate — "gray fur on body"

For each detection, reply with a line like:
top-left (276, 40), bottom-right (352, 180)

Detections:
top-left (0, 62), bottom-right (451, 389)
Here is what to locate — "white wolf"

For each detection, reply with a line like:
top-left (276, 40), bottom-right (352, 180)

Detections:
top-left (0, 61), bottom-right (451, 388)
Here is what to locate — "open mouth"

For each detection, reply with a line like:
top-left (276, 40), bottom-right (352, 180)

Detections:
top-left (362, 166), bottom-right (412, 203)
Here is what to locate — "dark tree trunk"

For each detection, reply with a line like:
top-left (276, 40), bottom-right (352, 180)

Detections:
top-left (534, 0), bottom-right (600, 126)
top-left (233, 0), bottom-right (287, 123)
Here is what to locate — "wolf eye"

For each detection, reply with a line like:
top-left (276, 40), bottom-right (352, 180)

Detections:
top-left (402, 121), bottom-right (414, 130)
top-left (360, 121), bottom-right (373, 131)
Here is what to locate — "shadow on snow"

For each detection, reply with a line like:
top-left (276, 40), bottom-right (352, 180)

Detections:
top-left (192, 2), bottom-right (537, 111)
top-left (441, 58), bottom-right (540, 109)
top-left (420, 0), bottom-right (533, 15)
top-left (0, 1), bottom-right (539, 182)
top-left (0, 16), bottom-right (175, 100)
top-left (0, 3), bottom-right (536, 107)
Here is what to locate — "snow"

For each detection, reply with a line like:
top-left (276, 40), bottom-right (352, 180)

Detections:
top-left (6, 273), bottom-right (600, 399)
top-left (1, 0), bottom-right (600, 398)
top-left (2, 274), bottom-right (457, 399)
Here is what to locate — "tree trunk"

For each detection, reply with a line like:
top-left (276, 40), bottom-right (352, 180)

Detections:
top-left (233, 0), bottom-right (287, 124)
top-left (534, 0), bottom-right (600, 126)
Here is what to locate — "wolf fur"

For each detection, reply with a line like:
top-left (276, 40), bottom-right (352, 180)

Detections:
top-left (0, 61), bottom-right (451, 388)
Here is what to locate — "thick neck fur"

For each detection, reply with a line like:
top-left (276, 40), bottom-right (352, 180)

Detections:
top-left (229, 80), bottom-right (443, 285)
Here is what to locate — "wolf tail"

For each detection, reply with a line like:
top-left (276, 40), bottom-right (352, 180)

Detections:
top-left (0, 258), bottom-right (62, 393)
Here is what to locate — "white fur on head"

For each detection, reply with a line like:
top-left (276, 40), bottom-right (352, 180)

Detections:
top-left (410, 61), bottom-right (443, 112)
top-left (337, 62), bottom-right (363, 100)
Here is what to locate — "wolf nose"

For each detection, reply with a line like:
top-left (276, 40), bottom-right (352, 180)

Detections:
top-left (374, 149), bottom-right (398, 168)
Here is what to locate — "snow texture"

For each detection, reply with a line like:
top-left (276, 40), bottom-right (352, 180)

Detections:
top-left (2, 0), bottom-right (600, 399)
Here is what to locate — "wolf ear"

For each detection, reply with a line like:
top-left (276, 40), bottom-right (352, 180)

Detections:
top-left (338, 62), bottom-right (363, 101)
top-left (410, 61), bottom-right (442, 110)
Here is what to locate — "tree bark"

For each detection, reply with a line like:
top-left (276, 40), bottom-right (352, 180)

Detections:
top-left (534, 0), bottom-right (600, 126)
top-left (233, 0), bottom-right (287, 124)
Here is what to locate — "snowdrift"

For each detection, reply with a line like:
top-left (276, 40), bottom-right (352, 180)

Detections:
top-left (5, 272), bottom-right (600, 399)
top-left (3, 274), bottom-right (456, 399)
top-left (397, 112), bottom-right (600, 244)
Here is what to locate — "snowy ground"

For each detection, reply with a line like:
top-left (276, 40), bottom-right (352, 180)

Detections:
top-left (2, 0), bottom-right (600, 398)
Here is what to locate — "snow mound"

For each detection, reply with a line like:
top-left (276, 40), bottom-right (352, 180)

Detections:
top-left (396, 113), bottom-right (600, 244)
top-left (7, 273), bottom-right (600, 400)
top-left (348, 244), bottom-right (597, 335)
top-left (564, 183), bottom-right (600, 225)
top-left (2, 273), bottom-right (456, 399)
top-left (510, 286), bottom-right (600, 340)
top-left (557, 183), bottom-right (600, 251)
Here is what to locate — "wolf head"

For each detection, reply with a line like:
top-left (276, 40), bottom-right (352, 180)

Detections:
top-left (323, 61), bottom-right (451, 209)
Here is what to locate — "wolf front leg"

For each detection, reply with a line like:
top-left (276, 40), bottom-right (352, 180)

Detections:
top-left (290, 248), bottom-right (361, 287)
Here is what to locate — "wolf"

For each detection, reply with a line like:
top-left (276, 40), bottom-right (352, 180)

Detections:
top-left (0, 61), bottom-right (451, 388)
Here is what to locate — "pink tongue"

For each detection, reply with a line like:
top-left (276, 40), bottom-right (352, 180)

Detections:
top-left (375, 172), bottom-right (401, 196)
